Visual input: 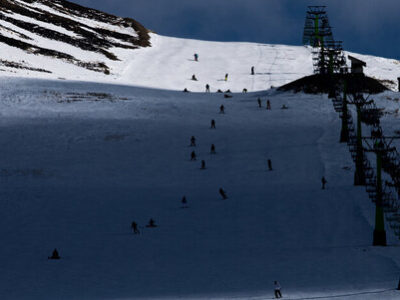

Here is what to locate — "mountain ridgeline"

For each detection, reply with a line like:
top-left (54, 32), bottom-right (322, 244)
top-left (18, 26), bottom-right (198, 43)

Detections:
top-left (0, 0), bottom-right (150, 74)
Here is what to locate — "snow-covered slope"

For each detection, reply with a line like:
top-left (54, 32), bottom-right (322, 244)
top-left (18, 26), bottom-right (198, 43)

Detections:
top-left (1, 77), bottom-right (400, 299)
top-left (1, 1), bottom-right (400, 92)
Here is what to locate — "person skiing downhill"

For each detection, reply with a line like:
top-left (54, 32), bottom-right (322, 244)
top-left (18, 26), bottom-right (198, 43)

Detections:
top-left (257, 98), bottom-right (262, 108)
top-left (191, 74), bottom-right (198, 81)
top-left (181, 196), bottom-right (188, 208)
top-left (225, 73), bottom-right (229, 81)
top-left (274, 281), bottom-right (282, 298)
top-left (267, 100), bottom-right (271, 110)
top-left (201, 160), bottom-right (206, 170)
top-left (48, 248), bottom-right (61, 260)
top-left (146, 218), bottom-right (157, 228)
top-left (220, 105), bottom-right (225, 114)
top-left (190, 136), bottom-right (196, 147)
top-left (210, 119), bottom-right (216, 129)
top-left (322, 176), bottom-right (327, 189)
top-left (210, 144), bottom-right (216, 154)
top-left (205, 84), bottom-right (210, 93)
top-left (191, 151), bottom-right (197, 161)
top-left (194, 53), bottom-right (198, 61)
top-left (268, 159), bottom-right (273, 171)
top-left (251, 66), bottom-right (255, 75)
top-left (219, 188), bottom-right (228, 200)
top-left (131, 221), bottom-right (140, 234)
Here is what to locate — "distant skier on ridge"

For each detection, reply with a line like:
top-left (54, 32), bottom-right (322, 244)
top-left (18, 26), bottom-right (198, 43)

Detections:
top-left (194, 53), bottom-right (198, 61)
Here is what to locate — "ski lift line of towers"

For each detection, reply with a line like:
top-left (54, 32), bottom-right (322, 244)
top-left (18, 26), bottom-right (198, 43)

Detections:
top-left (330, 85), bottom-right (400, 246)
top-left (303, 6), bottom-right (347, 75)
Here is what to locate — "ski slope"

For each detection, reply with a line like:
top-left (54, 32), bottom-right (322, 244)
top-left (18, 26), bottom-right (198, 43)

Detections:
top-left (2, 28), bottom-right (400, 92)
top-left (0, 76), bottom-right (400, 299)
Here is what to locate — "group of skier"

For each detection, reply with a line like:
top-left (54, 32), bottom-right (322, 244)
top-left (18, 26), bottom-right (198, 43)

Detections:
top-left (188, 53), bottom-right (255, 93)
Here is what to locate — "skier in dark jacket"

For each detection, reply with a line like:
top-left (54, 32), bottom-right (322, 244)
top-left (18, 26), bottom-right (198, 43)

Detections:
top-left (220, 105), bottom-right (225, 114)
top-left (205, 84), bottom-right (210, 93)
top-left (257, 98), bottom-right (262, 108)
top-left (210, 144), bottom-right (216, 154)
top-left (225, 73), bottom-right (229, 81)
top-left (131, 221), bottom-right (140, 234)
top-left (190, 136), bottom-right (196, 147)
top-left (267, 100), bottom-right (271, 110)
top-left (243, 88), bottom-right (248, 93)
top-left (191, 151), bottom-right (197, 161)
top-left (201, 160), bottom-right (206, 170)
top-left (219, 188), bottom-right (228, 200)
top-left (191, 74), bottom-right (198, 81)
top-left (268, 159), bottom-right (273, 171)
top-left (194, 53), bottom-right (198, 61)
top-left (211, 119), bottom-right (216, 129)
top-left (274, 281), bottom-right (282, 298)
top-left (146, 218), bottom-right (157, 228)
top-left (322, 176), bottom-right (327, 189)
top-left (48, 248), bottom-right (61, 260)
top-left (251, 66), bottom-right (255, 75)
top-left (181, 196), bottom-right (188, 208)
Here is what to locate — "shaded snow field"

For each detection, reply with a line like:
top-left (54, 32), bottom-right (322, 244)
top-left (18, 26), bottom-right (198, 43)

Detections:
top-left (1, 32), bottom-right (400, 92)
top-left (0, 77), bottom-right (400, 299)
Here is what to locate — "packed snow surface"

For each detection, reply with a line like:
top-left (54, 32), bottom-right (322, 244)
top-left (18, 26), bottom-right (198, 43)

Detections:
top-left (1, 31), bottom-right (400, 91)
top-left (1, 76), bottom-right (400, 299)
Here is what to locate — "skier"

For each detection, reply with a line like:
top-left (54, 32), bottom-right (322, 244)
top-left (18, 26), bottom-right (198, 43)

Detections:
top-left (322, 176), bottom-right (327, 190)
top-left (191, 151), bottom-right (197, 161)
top-left (268, 159), bottom-right (273, 171)
top-left (190, 136), bottom-right (196, 147)
top-left (217, 89), bottom-right (223, 93)
top-left (274, 281), bottom-right (282, 298)
top-left (194, 53), bottom-right (198, 61)
top-left (183, 88), bottom-right (189, 93)
top-left (205, 84), bottom-right (210, 93)
top-left (220, 105), bottom-right (225, 114)
top-left (131, 221), bottom-right (140, 234)
top-left (267, 100), bottom-right (271, 110)
top-left (219, 188), bottom-right (228, 200)
top-left (201, 160), bottom-right (206, 170)
top-left (243, 88), bottom-right (248, 93)
top-left (251, 66), bottom-right (255, 75)
top-left (225, 89), bottom-right (232, 93)
top-left (210, 119), bottom-right (216, 129)
top-left (257, 98), bottom-right (262, 108)
top-left (182, 196), bottom-right (188, 208)
top-left (191, 74), bottom-right (198, 81)
top-left (48, 248), bottom-right (61, 260)
top-left (210, 144), bottom-right (216, 154)
top-left (225, 73), bottom-right (229, 81)
top-left (224, 94), bottom-right (233, 99)
top-left (146, 218), bottom-right (157, 228)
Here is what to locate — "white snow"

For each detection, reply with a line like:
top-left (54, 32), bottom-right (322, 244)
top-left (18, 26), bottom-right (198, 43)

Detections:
top-left (1, 6), bottom-right (400, 298)
top-left (1, 32), bottom-right (400, 92)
